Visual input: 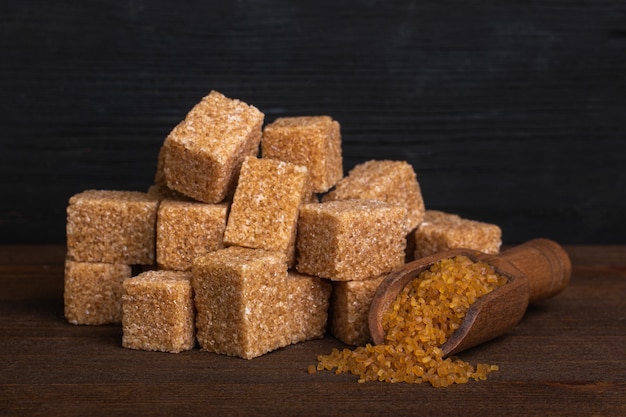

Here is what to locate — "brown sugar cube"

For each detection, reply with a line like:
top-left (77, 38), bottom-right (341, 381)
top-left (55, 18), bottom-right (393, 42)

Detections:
top-left (413, 210), bottom-right (502, 259)
top-left (147, 147), bottom-right (189, 201)
top-left (323, 160), bottom-right (425, 232)
top-left (296, 200), bottom-right (407, 281)
top-left (122, 270), bottom-right (195, 353)
top-left (66, 190), bottom-right (159, 265)
top-left (223, 156), bottom-right (310, 266)
top-left (64, 259), bottom-right (131, 325)
top-left (162, 90), bottom-right (264, 203)
top-left (156, 200), bottom-right (229, 271)
top-left (192, 247), bottom-right (330, 359)
top-left (284, 271), bottom-right (332, 343)
top-left (329, 274), bottom-right (386, 346)
top-left (261, 115), bottom-right (342, 193)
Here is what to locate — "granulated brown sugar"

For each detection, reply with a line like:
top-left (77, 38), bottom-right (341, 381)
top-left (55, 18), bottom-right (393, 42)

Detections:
top-left (313, 255), bottom-right (507, 387)
top-left (414, 210), bottom-right (502, 259)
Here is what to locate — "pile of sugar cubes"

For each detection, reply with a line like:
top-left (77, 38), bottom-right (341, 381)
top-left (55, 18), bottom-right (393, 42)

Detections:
top-left (64, 90), bottom-right (502, 357)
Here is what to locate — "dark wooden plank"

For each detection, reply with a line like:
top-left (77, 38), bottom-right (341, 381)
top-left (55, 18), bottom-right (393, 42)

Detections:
top-left (1, 1), bottom-right (625, 245)
top-left (0, 245), bottom-right (625, 416)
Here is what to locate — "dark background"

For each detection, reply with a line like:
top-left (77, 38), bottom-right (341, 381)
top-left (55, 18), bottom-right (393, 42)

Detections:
top-left (1, 0), bottom-right (625, 245)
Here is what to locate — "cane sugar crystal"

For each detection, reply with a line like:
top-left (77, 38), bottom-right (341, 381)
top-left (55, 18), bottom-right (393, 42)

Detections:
top-left (223, 156), bottom-right (310, 266)
top-left (193, 247), bottom-right (325, 359)
top-left (64, 259), bottom-right (131, 325)
top-left (162, 90), bottom-right (264, 203)
top-left (414, 210), bottom-right (502, 259)
top-left (66, 190), bottom-right (159, 265)
top-left (296, 200), bottom-right (407, 281)
top-left (315, 256), bottom-right (506, 386)
top-left (323, 160), bottom-right (425, 232)
top-left (284, 271), bottom-right (332, 344)
top-left (156, 200), bottom-right (229, 271)
top-left (329, 274), bottom-right (386, 346)
top-left (262, 115), bottom-right (342, 193)
top-left (122, 270), bottom-right (195, 353)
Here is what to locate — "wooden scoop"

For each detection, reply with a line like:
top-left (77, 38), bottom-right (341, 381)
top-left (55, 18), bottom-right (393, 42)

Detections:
top-left (368, 238), bottom-right (571, 356)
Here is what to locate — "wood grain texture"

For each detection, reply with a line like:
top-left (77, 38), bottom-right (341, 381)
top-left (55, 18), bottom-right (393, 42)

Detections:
top-left (1, 245), bottom-right (625, 416)
top-left (1, 0), bottom-right (625, 244)
top-left (369, 239), bottom-right (571, 354)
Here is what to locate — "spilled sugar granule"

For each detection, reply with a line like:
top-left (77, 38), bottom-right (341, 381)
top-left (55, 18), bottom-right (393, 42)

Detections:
top-left (311, 255), bottom-right (507, 387)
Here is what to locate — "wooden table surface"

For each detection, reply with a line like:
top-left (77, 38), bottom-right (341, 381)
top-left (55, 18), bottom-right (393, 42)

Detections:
top-left (1, 245), bottom-right (625, 416)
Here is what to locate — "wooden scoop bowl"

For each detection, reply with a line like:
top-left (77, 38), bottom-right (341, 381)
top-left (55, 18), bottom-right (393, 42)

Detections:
top-left (368, 238), bottom-right (571, 356)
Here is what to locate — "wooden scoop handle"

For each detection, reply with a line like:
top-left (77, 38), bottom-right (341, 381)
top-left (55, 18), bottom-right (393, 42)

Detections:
top-left (498, 238), bottom-right (571, 303)
top-left (368, 239), bottom-right (571, 352)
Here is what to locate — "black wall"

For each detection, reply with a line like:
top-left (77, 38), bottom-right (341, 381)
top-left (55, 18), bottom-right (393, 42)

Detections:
top-left (2, 0), bottom-right (625, 245)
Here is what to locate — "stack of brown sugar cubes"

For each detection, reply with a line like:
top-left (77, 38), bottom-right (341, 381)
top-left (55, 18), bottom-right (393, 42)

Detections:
top-left (65, 190), bottom-right (159, 326)
top-left (64, 90), bottom-right (502, 357)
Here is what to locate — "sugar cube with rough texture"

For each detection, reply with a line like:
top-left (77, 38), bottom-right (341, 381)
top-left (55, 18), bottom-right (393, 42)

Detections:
top-left (414, 210), bottom-right (502, 259)
top-left (296, 200), bottom-right (407, 281)
top-left (148, 146), bottom-right (189, 201)
top-left (122, 270), bottom-right (195, 353)
top-left (192, 246), bottom-right (331, 359)
top-left (156, 200), bottom-right (229, 271)
top-left (66, 190), bottom-right (159, 265)
top-left (162, 90), bottom-right (264, 203)
top-left (323, 160), bottom-right (425, 232)
top-left (284, 271), bottom-right (332, 343)
top-left (223, 156), bottom-right (310, 266)
top-left (64, 259), bottom-right (132, 325)
top-left (261, 116), bottom-right (342, 193)
top-left (329, 274), bottom-right (386, 346)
